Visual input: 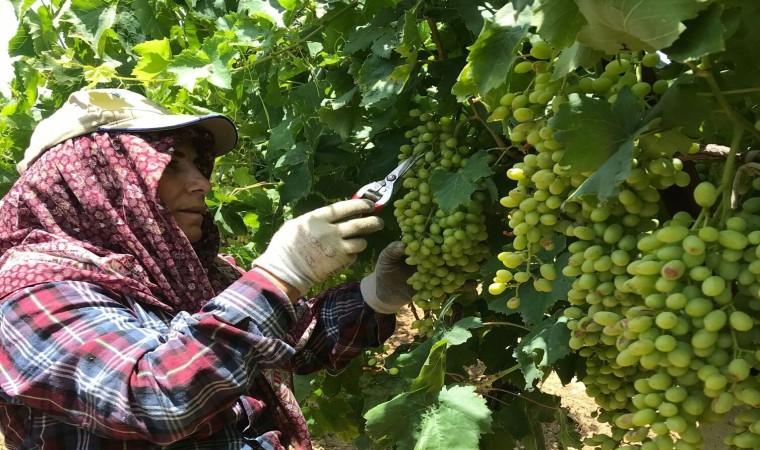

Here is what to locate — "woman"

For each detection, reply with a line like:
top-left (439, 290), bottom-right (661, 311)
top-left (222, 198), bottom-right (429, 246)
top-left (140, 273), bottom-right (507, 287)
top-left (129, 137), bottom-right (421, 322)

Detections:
top-left (0, 89), bottom-right (413, 449)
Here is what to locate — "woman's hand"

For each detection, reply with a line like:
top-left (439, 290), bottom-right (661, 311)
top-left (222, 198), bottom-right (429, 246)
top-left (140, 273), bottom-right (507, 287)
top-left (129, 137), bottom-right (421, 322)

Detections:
top-left (252, 199), bottom-right (384, 296)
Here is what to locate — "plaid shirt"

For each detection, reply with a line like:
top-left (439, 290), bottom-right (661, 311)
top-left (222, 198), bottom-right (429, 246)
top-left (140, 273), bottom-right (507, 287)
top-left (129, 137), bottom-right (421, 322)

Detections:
top-left (0, 270), bottom-right (395, 449)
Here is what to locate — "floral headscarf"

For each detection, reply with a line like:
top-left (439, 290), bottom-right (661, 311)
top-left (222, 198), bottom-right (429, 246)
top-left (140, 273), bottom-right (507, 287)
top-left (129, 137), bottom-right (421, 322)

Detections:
top-left (0, 129), bottom-right (240, 312)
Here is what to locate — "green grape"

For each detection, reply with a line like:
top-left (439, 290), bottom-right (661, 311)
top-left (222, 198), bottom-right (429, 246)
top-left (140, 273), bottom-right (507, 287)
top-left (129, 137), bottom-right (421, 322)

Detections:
top-left (694, 181), bottom-right (719, 208)
top-left (641, 52), bottom-right (661, 68)
top-left (514, 61), bottom-right (534, 73)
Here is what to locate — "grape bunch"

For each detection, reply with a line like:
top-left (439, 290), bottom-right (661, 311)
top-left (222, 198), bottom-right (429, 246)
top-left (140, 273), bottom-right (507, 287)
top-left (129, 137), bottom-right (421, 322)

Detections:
top-left (393, 109), bottom-right (490, 314)
top-left (489, 42), bottom-right (758, 449)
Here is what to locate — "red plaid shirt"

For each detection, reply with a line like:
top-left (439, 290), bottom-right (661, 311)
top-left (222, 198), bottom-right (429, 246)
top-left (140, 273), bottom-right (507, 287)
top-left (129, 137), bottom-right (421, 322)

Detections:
top-left (0, 271), bottom-right (395, 449)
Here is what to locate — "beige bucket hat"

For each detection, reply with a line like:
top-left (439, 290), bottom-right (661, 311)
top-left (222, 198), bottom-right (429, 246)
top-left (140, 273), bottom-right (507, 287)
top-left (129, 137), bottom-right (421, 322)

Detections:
top-left (18, 88), bottom-right (238, 173)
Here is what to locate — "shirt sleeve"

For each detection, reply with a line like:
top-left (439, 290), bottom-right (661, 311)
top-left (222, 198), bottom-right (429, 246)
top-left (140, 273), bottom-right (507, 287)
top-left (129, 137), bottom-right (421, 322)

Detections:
top-left (289, 282), bottom-right (397, 374)
top-left (0, 271), bottom-right (296, 445)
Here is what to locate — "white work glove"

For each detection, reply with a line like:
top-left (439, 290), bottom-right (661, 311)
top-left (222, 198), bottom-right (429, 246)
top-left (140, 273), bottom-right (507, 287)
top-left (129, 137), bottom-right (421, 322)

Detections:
top-left (253, 199), bottom-right (384, 295)
top-left (361, 241), bottom-right (416, 314)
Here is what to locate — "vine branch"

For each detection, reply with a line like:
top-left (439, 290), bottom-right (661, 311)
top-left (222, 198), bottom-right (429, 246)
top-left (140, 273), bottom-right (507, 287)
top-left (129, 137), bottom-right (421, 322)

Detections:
top-left (467, 97), bottom-right (508, 150)
top-left (425, 17), bottom-right (446, 61)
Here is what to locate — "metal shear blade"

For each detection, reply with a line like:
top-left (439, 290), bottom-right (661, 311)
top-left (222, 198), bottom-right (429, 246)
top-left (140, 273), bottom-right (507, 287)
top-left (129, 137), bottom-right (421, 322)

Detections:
top-left (353, 154), bottom-right (422, 211)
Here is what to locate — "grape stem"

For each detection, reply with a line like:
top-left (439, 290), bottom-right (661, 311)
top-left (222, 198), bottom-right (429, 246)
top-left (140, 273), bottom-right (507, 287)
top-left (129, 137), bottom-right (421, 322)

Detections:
top-left (481, 321), bottom-right (531, 331)
top-left (466, 97), bottom-right (508, 150)
top-left (697, 57), bottom-right (747, 225)
top-left (718, 124), bottom-right (744, 226)
top-left (697, 86), bottom-right (760, 96)
top-left (695, 58), bottom-right (760, 142)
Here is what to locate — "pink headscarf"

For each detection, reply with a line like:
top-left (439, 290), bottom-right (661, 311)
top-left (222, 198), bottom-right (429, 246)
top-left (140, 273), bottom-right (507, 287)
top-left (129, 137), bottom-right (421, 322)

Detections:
top-left (0, 129), bottom-right (240, 312)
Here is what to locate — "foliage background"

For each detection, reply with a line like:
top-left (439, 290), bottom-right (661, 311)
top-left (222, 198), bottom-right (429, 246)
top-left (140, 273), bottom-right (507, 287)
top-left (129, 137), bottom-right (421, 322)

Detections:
top-left (2, 0), bottom-right (760, 449)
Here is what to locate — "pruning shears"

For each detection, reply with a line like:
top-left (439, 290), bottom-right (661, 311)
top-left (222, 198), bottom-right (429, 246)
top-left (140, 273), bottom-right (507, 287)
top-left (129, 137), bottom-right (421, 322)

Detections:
top-left (352, 154), bottom-right (423, 213)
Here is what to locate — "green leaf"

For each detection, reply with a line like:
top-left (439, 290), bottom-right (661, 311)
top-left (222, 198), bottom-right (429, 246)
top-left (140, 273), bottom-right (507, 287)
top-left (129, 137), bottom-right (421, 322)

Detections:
top-left (275, 141), bottom-right (309, 169)
top-left (514, 315), bottom-right (571, 387)
top-left (551, 41), bottom-right (603, 81)
top-left (465, 3), bottom-right (531, 96)
top-left (397, 9), bottom-right (423, 58)
top-left (8, 22), bottom-right (34, 57)
top-left (449, 0), bottom-right (486, 34)
top-left (415, 385), bottom-right (493, 450)
top-left (277, 0), bottom-right (297, 11)
top-left (451, 63), bottom-right (478, 101)
top-left (267, 116), bottom-right (298, 153)
top-left (568, 139), bottom-right (635, 201)
top-left (536, 0), bottom-right (586, 49)
top-left (442, 317), bottom-right (483, 346)
top-left (279, 161), bottom-right (312, 204)
top-left (357, 55), bottom-right (406, 108)
top-left (318, 106), bottom-right (356, 141)
top-left (131, 0), bottom-right (164, 38)
top-left (514, 252), bottom-right (573, 326)
top-left (664, 2), bottom-right (725, 62)
top-left (556, 406), bottom-right (583, 449)
top-left (344, 24), bottom-right (388, 54)
top-left (65, 0), bottom-right (118, 55)
top-left (364, 390), bottom-right (430, 449)
top-left (411, 339), bottom-right (447, 394)
top-left (551, 88), bottom-right (643, 174)
top-left (429, 150), bottom-right (492, 213)
top-left (168, 36), bottom-right (234, 91)
top-left (24, 5), bottom-right (58, 55)
top-left (304, 394), bottom-right (361, 441)
top-left (658, 74), bottom-right (711, 133)
top-left (575, 0), bottom-right (712, 53)
top-left (497, 394), bottom-right (552, 448)
top-left (132, 39), bottom-right (172, 81)
top-left (238, 0), bottom-right (286, 26)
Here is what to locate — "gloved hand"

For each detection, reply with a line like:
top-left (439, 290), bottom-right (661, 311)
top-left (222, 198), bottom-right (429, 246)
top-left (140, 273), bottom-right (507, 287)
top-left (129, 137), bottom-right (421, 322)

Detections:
top-left (361, 241), bottom-right (416, 314)
top-left (253, 199), bottom-right (384, 295)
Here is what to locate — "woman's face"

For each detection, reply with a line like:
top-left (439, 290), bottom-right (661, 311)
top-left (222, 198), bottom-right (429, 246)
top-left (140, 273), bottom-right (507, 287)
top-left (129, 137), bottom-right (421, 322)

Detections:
top-left (157, 140), bottom-right (212, 243)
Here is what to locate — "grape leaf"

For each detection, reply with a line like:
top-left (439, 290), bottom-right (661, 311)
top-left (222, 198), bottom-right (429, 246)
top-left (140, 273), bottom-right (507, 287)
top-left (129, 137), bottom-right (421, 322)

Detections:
top-left (536, 0), bottom-right (586, 49)
top-left (238, 0), bottom-right (285, 26)
top-left (551, 41), bottom-right (603, 81)
top-left (65, 0), bottom-right (117, 55)
top-left (567, 139), bottom-right (634, 201)
top-left (556, 406), bottom-right (583, 449)
top-left (514, 315), bottom-right (571, 388)
top-left (132, 39), bottom-right (172, 82)
top-left (357, 55), bottom-right (405, 108)
top-left (429, 150), bottom-right (492, 213)
top-left (442, 317), bottom-right (483, 346)
top-left (411, 339), bottom-right (447, 394)
top-left (550, 87), bottom-right (644, 174)
top-left (464, 3), bottom-right (531, 96)
top-left (658, 75), bottom-right (711, 133)
top-left (304, 394), bottom-right (360, 441)
top-left (415, 385), bottom-right (493, 450)
top-left (168, 36), bottom-right (234, 91)
top-left (8, 19), bottom-right (34, 57)
top-left (364, 390), bottom-right (430, 449)
top-left (575, 0), bottom-right (711, 53)
top-left (279, 162), bottom-right (312, 203)
top-left (132, 0), bottom-right (164, 38)
top-left (449, 0), bottom-right (486, 34)
top-left (514, 251), bottom-right (573, 326)
top-left (397, 9), bottom-right (423, 58)
top-left (664, 2), bottom-right (725, 62)
top-left (25, 7), bottom-right (57, 56)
